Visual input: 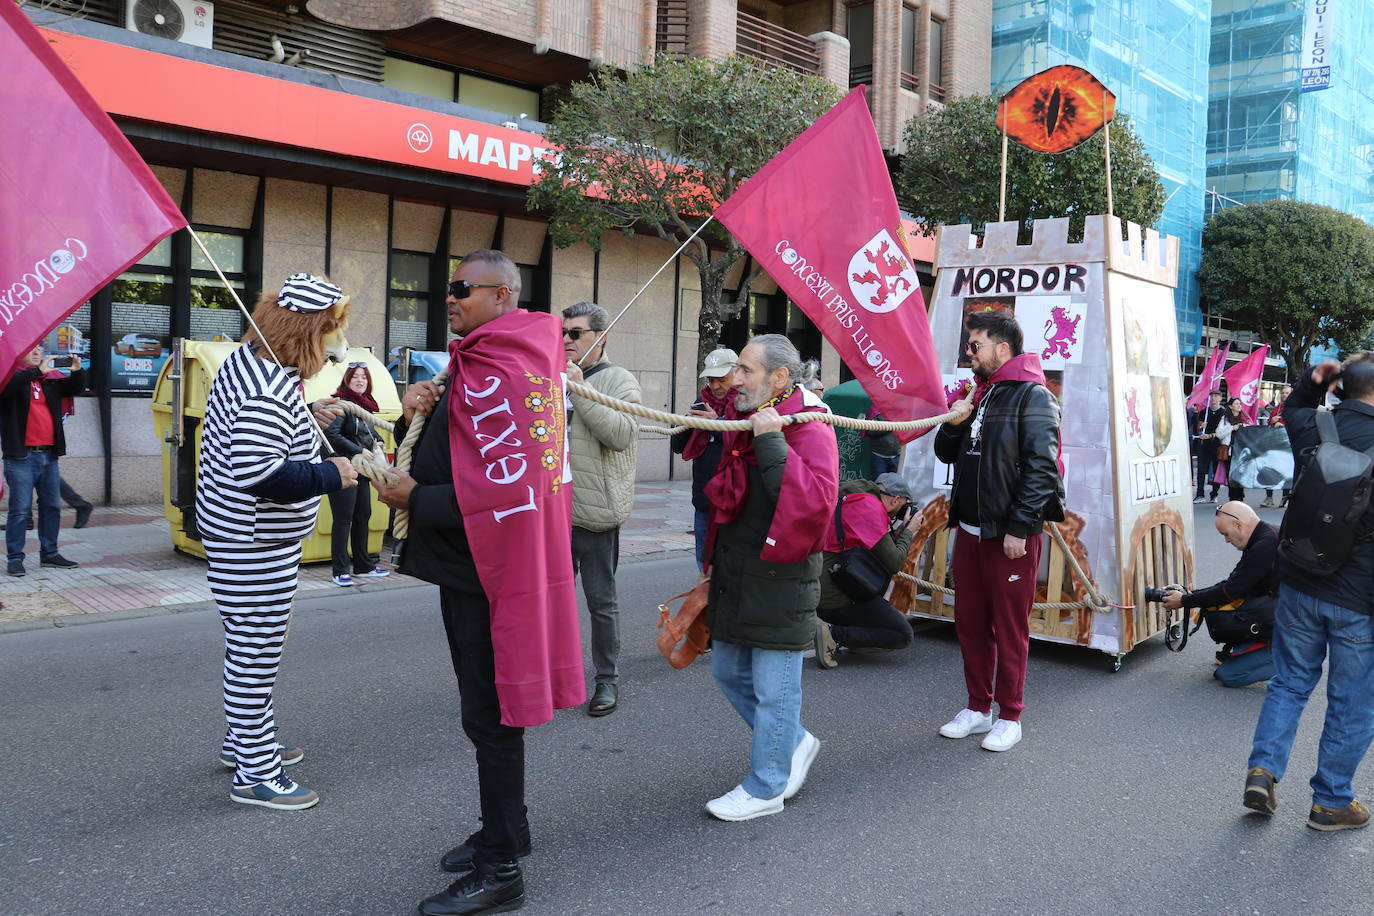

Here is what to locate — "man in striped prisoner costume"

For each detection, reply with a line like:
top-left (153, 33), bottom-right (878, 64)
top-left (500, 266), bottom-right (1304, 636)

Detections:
top-left (195, 273), bottom-right (359, 811)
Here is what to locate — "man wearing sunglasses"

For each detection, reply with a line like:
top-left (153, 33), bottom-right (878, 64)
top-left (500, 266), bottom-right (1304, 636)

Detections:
top-left (377, 250), bottom-right (585, 915)
top-left (561, 301), bottom-right (641, 717)
top-left (933, 310), bottom-right (1063, 753)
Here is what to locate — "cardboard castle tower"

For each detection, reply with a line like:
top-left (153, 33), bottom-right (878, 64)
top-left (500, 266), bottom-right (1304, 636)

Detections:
top-left (893, 215), bottom-right (1194, 661)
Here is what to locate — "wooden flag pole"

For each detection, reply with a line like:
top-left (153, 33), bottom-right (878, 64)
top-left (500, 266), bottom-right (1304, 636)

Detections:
top-left (998, 98), bottom-right (1009, 223)
top-left (1102, 90), bottom-right (1114, 217)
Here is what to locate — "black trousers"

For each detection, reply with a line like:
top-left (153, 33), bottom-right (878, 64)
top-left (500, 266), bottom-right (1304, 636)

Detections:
top-left (818, 595), bottom-right (914, 650)
top-left (327, 478), bottom-right (374, 577)
top-left (1195, 440), bottom-right (1220, 498)
top-left (440, 587), bottom-right (526, 865)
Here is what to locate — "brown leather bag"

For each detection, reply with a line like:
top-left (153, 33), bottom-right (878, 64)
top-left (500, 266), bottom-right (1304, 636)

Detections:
top-left (657, 581), bottom-right (711, 669)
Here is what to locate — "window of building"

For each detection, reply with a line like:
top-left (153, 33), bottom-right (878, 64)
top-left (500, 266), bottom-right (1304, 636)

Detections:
top-left (389, 250), bottom-right (433, 352)
top-left (928, 18), bottom-right (946, 97)
top-left (110, 237), bottom-right (174, 394)
top-left (190, 229), bottom-right (247, 343)
top-left (382, 56), bottom-right (455, 103)
top-left (900, 6), bottom-right (918, 90)
top-left (456, 74), bottom-right (539, 121)
top-left (847, 1), bottom-right (874, 87)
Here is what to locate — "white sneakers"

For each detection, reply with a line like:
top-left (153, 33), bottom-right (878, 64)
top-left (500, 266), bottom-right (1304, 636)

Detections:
top-left (939, 708), bottom-right (994, 739)
top-left (706, 785), bottom-right (783, 821)
top-left (939, 708), bottom-right (1023, 751)
top-left (980, 719), bottom-right (1022, 752)
top-left (709, 731), bottom-right (819, 821)
top-left (783, 731), bottom-right (819, 800)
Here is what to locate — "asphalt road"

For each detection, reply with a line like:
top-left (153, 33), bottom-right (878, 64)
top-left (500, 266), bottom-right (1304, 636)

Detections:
top-left (3, 508), bottom-right (1371, 915)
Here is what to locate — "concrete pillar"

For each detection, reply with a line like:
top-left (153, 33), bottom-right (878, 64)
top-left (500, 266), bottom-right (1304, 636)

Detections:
top-left (810, 31), bottom-right (851, 91)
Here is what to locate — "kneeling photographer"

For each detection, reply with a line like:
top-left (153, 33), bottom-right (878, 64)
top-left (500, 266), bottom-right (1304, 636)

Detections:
top-left (814, 473), bottom-right (918, 669)
top-left (1161, 501), bottom-right (1277, 687)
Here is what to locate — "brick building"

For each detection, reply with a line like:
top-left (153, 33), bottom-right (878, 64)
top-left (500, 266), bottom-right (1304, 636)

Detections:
top-left (27, 0), bottom-right (989, 502)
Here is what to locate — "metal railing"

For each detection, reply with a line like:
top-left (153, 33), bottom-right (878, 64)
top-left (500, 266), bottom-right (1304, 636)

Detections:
top-left (655, 0), bottom-right (689, 56)
top-left (736, 10), bottom-right (819, 75)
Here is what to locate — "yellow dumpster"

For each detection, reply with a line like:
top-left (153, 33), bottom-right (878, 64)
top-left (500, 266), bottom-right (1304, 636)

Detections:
top-left (150, 340), bottom-right (402, 562)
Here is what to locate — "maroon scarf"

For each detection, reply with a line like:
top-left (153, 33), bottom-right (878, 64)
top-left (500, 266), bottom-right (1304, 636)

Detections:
top-left (334, 384), bottom-right (379, 415)
top-left (444, 310), bottom-right (584, 727)
top-left (704, 386), bottom-right (839, 565)
top-left (680, 383), bottom-right (736, 461)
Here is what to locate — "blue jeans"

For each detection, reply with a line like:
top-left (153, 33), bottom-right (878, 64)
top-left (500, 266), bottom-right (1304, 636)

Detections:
top-left (1248, 584), bottom-right (1374, 808)
top-left (711, 640), bottom-right (804, 799)
top-left (5, 451), bottom-right (61, 563)
top-left (693, 508), bottom-right (710, 570)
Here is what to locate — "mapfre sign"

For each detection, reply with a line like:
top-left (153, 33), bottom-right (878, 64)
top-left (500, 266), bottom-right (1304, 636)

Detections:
top-left (44, 29), bottom-right (558, 187)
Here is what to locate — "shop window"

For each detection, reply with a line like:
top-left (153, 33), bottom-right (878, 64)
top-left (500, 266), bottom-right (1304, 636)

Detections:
top-left (382, 56), bottom-right (455, 103)
top-left (42, 301), bottom-right (92, 384)
top-left (190, 230), bottom-right (247, 343)
top-left (110, 236), bottom-right (174, 393)
top-left (457, 74), bottom-right (539, 122)
top-left (389, 250), bottom-right (432, 352)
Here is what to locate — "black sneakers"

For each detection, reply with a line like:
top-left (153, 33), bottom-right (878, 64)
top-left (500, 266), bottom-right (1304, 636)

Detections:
top-left (440, 826), bottom-right (532, 874)
top-left (40, 554), bottom-right (79, 569)
top-left (1307, 800), bottom-right (1371, 832)
top-left (7, 560), bottom-right (24, 577)
top-left (1243, 767), bottom-right (1278, 815)
top-left (418, 860), bottom-right (524, 915)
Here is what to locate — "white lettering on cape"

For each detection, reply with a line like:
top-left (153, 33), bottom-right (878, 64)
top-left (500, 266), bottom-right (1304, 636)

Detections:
top-left (464, 375), bottom-right (539, 522)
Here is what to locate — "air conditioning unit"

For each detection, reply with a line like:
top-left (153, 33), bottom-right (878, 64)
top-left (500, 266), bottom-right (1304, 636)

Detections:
top-left (126, 0), bottom-right (215, 49)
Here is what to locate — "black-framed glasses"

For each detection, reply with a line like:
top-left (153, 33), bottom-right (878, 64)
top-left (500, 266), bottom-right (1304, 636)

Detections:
top-left (1216, 507), bottom-right (1240, 521)
top-left (447, 280), bottom-right (506, 300)
top-left (563, 328), bottom-right (595, 341)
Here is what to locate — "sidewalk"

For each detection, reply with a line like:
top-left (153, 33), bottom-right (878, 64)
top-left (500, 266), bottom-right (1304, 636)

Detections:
top-left (0, 479), bottom-right (695, 632)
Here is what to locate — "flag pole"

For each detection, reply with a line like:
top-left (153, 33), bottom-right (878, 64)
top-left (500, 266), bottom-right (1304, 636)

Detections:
top-left (188, 226), bottom-right (334, 451)
top-left (1102, 91), bottom-right (1114, 217)
top-left (578, 213), bottom-right (717, 367)
top-left (998, 98), bottom-right (1009, 224)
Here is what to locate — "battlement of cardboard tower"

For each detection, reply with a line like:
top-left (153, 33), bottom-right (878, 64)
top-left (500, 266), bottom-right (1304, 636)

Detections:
top-left (934, 215), bottom-right (1180, 289)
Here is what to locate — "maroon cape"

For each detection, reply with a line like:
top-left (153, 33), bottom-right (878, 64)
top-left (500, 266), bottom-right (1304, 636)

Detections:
top-left (446, 310), bottom-right (584, 727)
top-left (706, 387), bottom-right (839, 564)
top-left (823, 492), bottom-right (892, 552)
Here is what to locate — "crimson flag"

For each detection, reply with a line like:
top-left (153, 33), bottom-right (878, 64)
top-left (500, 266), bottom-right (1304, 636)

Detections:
top-left (713, 87), bottom-right (944, 442)
top-left (1222, 345), bottom-right (1269, 425)
top-left (1186, 343), bottom-right (1230, 411)
top-left (0, 4), bottom-right (185, 381)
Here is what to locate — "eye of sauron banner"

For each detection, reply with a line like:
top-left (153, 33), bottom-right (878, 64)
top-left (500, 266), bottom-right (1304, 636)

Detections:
top-left (997, 65), bottom-right (1117, 154)
top-left (712, 87), bottom-right (945, 442)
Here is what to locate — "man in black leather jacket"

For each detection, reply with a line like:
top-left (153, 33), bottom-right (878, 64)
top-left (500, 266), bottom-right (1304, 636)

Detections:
top-left (932, 310), bottom-right (1064, 753)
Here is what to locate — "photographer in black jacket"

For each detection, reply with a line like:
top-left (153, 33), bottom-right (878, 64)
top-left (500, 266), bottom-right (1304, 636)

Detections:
top-left (1161, 501), bottom-right (1277, 687)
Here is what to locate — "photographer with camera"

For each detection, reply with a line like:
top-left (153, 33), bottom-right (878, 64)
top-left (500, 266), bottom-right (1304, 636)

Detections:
top-left (1159, 501), bottom-right (1277, 687)
top-left (814, 473), bottom-right (918, 669)
top-left (1242, 354), bottom-right (1374, 832)
top-left (2, 345), bottom-right (86, 576)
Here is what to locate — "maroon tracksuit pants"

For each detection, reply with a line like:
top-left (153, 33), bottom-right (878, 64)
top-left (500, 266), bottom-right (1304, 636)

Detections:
top-left (951, 528), bottom-right (1043, 723)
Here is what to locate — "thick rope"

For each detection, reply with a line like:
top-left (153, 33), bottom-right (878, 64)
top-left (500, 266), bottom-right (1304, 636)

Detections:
top-left (564, 380), bottom-right (961, 432)
top-left (336, 399), bottom-right (395, 435)
top-left (896, 522), bottom-right (1112, 613)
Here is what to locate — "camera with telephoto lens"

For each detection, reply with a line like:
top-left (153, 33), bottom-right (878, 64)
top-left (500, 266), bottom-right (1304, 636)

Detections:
top-left (1144, 585), bottom-right (1182, 604)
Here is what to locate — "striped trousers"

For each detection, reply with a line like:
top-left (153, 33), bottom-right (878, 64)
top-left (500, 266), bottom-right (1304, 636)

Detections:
top-left (204, 538), bottom-right (302, 787)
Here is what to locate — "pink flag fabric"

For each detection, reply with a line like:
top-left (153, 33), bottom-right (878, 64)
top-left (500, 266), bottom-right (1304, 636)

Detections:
top-left (713, 87), bottom-right (945, 443)
top-left (0, 4), bottom-right (185, 381)
top-left (1222, 345), bottom-right (1269, 425)
top-left (445, 310), bottom-right (585, 727)
top-left (1186, 343), bottom-right (1230, 411)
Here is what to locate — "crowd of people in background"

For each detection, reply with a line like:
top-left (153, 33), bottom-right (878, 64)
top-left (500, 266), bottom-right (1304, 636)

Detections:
top-left (1188, 383), bottom-right (1293, 508)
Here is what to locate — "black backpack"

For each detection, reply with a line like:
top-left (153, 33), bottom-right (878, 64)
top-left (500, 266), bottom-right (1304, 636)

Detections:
top-left (1278, 411), bottom-right (1374, 576)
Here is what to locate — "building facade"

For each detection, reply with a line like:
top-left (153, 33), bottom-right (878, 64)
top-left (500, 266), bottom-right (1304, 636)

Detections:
top-left (28, 0), bottom-right (988, 503)
top-left (990, 0), bottom-right (1211, 355)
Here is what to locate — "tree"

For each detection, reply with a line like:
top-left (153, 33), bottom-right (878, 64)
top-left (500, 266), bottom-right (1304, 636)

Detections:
top-left (528, 56), bottom-right (840, 368)
top-left (897, 95), bottom-right (1165, 239)
top-left (1198, 198), bottom-right (1374, 377)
